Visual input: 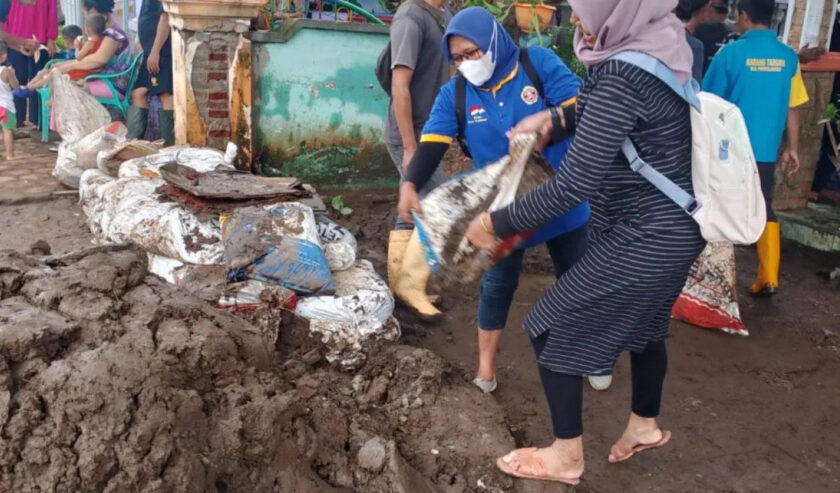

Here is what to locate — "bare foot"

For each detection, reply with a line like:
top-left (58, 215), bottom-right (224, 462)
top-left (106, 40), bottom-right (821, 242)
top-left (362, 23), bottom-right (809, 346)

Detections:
top-left (5, 154), bottom-right (14, 161)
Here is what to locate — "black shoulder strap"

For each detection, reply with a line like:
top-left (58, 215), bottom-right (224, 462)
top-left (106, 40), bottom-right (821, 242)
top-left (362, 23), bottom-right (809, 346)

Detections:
top-left (518, 48), bottom-right (544, 99)
top-left (455, 75), bottom-right (466, 137)
top-left (454, 74), bottom-right (471, 157)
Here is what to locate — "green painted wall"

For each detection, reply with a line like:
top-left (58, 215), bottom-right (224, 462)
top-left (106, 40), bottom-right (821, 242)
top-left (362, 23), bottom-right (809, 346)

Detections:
top-left (252, 22), bottom-right (399, 189)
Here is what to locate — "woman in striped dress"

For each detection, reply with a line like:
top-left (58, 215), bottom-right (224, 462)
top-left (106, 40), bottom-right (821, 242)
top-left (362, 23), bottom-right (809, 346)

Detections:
top-left (466, 0), bottom-right (706, 484)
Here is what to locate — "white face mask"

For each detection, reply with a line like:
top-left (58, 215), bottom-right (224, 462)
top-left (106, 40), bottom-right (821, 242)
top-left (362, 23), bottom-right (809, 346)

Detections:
top-left (457, 22), bottom-right (498, 86)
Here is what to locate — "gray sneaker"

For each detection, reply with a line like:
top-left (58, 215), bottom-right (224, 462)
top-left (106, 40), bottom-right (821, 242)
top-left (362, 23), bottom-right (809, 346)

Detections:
top-left (472, 376), bottom-right (498, 394)
top-left (588, 374), bottom-right (613, 391)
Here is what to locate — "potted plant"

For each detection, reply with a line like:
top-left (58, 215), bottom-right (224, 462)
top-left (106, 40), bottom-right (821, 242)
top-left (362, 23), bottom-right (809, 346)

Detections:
top-left (514, 0), bottom-right (555, 34)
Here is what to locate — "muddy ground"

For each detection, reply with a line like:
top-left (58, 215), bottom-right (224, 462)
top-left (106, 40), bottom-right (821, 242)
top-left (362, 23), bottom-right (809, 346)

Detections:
top-left (2, 195), bottom-right (840, 492)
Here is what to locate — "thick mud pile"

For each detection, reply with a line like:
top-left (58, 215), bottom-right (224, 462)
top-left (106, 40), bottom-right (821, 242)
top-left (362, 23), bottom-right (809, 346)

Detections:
top-left (0, 246), bottom-right (530, 493)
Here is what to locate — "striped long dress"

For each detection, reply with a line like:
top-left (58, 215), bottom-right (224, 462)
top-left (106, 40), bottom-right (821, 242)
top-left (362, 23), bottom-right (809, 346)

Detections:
top-left (492, 60), bottom-right (707, 375)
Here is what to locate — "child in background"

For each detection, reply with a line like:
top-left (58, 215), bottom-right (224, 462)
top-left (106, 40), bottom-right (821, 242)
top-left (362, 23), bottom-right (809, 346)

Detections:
top-left (14, 14), bottom-right (108, 95)
top-left (55, 25), bottom-right (83, 60)
top-left (0, 41), bottom-right (20, 160)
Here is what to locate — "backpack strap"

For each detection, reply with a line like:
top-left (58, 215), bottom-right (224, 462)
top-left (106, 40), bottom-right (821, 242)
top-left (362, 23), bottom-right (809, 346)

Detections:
top-left (609, 51), bottom-right (703, 217)
top-left (518, 48), bottom-right (544, 99)
top-left (454, 75), bottom-right (471, 158)
top-left (621, 139), bottom-right (700, 216)
top-left (610, 51), bottom-right (702, 111)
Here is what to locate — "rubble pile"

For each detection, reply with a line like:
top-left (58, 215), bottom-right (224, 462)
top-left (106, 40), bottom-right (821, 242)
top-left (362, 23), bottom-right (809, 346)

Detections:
top-left (76, 142), bottom-right (396, 367)
top-left (0, 247), bottom-right (522, 493)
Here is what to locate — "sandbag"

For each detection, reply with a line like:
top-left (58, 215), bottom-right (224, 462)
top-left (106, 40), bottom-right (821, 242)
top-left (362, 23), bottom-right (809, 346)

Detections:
top-left (49, 69), bottom-right (111, 143)
top-left (415, 133), bottom-right (550, 284)
top-left (295, 260), bottom-right (394, 337)
top-left (78, 169), bottom-right (223, 265)
top-left (118, 146), bottom-right (232, 179)
top-left (54, 122), bottom-right (127, 189)
top-left (53, 141), bottom-right (81, 188)
top-left (294, 260), bottom-right (400, 369)
top-left (97, 140), bottom-right (164, 177)
top-left (75, 122), bottom-right (127, 170)
top-left (671, 242), bottom-right (748, 336)
top-left (223, 204), bottom-right (334, 295)
top-left (315, 214), bottom-right (357, 272)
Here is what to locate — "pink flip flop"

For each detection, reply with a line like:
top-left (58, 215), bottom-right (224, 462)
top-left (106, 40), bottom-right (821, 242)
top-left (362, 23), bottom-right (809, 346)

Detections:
top-left (496, 447), bottom-right (582, 485)
top-left (608, 429), bottom-right (672, 464)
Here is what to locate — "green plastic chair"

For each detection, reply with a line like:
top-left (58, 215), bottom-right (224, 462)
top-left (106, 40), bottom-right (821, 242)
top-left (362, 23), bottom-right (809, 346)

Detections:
top-left (39, 51), bottom-right (144, 143)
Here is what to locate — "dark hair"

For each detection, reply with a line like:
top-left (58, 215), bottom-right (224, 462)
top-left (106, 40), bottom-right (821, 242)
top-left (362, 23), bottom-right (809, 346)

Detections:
top-left (63, 25), bottom-right (83, 39)
top-left (86, 14), bottom-right (107, 37)
top-left (675, 0), bottom-right (711, 21)
top-left (737, 0), bottom-right (774, 26)
top-left (0, 40), bottom-right (7, 56)
top-left (82, 0), bottom-right (115, 15)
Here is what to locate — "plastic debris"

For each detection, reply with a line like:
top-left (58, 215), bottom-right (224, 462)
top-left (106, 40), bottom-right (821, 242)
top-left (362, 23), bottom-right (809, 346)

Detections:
top-left (316, 214), bottom-right (358, 272)
top-left (223, 204), bottom-right (334, 295)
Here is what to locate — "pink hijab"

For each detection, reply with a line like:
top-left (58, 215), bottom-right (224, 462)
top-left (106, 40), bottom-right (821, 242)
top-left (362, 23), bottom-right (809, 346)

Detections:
top-left (568, 0), bottom-right (693, 84)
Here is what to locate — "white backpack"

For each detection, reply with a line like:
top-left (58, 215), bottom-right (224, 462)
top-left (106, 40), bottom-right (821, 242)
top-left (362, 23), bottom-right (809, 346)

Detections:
top-left (611, 52), bottom-right (766, 245)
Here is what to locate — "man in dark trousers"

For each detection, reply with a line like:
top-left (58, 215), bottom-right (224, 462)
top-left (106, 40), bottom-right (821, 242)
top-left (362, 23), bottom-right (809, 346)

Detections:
top-left (126, 0), bottom-right (173, 146)
top-left (385, 0), bottom-right (452, 320)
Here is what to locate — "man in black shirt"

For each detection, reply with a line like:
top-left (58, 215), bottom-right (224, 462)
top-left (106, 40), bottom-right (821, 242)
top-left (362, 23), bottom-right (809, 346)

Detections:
top-left (694, 1), bottom-right (737, 73)
top-left (126, 0), bottom-right (174, 146)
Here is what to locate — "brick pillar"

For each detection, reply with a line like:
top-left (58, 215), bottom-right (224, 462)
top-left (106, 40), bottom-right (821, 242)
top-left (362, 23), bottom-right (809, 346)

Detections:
top-left (161, 0), bottom-right (263, 152)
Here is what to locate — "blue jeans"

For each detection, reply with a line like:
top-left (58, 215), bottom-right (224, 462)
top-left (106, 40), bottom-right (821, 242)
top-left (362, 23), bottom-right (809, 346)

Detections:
top-left (478, 225), bottom-right (588, 330)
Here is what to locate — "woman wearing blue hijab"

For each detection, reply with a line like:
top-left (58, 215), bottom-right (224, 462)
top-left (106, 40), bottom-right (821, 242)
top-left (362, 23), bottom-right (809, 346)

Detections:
top-left (395, 7), bottom-right (592, 394)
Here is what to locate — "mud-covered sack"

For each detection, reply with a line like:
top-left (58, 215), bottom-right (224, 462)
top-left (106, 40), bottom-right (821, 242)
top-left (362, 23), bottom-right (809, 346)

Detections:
top-left (315, 214), bottom-right (357, 272)
top-left (118, 146), bottom-right (233, 179)
top-left (218, 280), bottom-right (297, 312)
top-left (223, 203), bottom-right (333, 295)
top-left (53, 123), bottom-right (127, 188)
top-left (295, 260), bottom-right (400, 369)
top-left (97, 140), bottom-right (164, 177)
top-left (78, 169), bottom-right (223, 265)
top-left (414, 133), bottom-right (550, 284)
top-left (53, 141), bottom-right (81, 188)
top-left (49, 69), bottom-right (111, 143)
top-left (671, 242), bottom-right (748, 336)
top-left (75, 122), bottom-right (127, 170)
top-left (295, 260), bottom-right (394, 337)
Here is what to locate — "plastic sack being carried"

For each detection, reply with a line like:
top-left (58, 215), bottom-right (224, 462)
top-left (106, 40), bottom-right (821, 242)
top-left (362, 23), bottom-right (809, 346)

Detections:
top-left (79, 169), bottom-right (223, 265)
top-left (223, 203), bottom-right (334, 295)
top-left (295, 260), bottom-right (400, 369)
top-left (315, 214), bottom-right (357, 272)
top-left (415, 133), bottom-right (550, 284)
top-left (119, 146), bottom-right (232, 180)
top-left (49, 69), bottom-right (111, 143)
top-left (671, 242), bottom-right (748, 336)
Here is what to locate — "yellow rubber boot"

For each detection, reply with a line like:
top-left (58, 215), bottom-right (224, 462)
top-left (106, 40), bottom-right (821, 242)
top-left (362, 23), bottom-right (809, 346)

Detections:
top-left (394, 229), bottom-right (443, 321)
top-left (749, 221), bottom-right (780, 297)
top-left (388, 230), bottom-right (412, 292)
